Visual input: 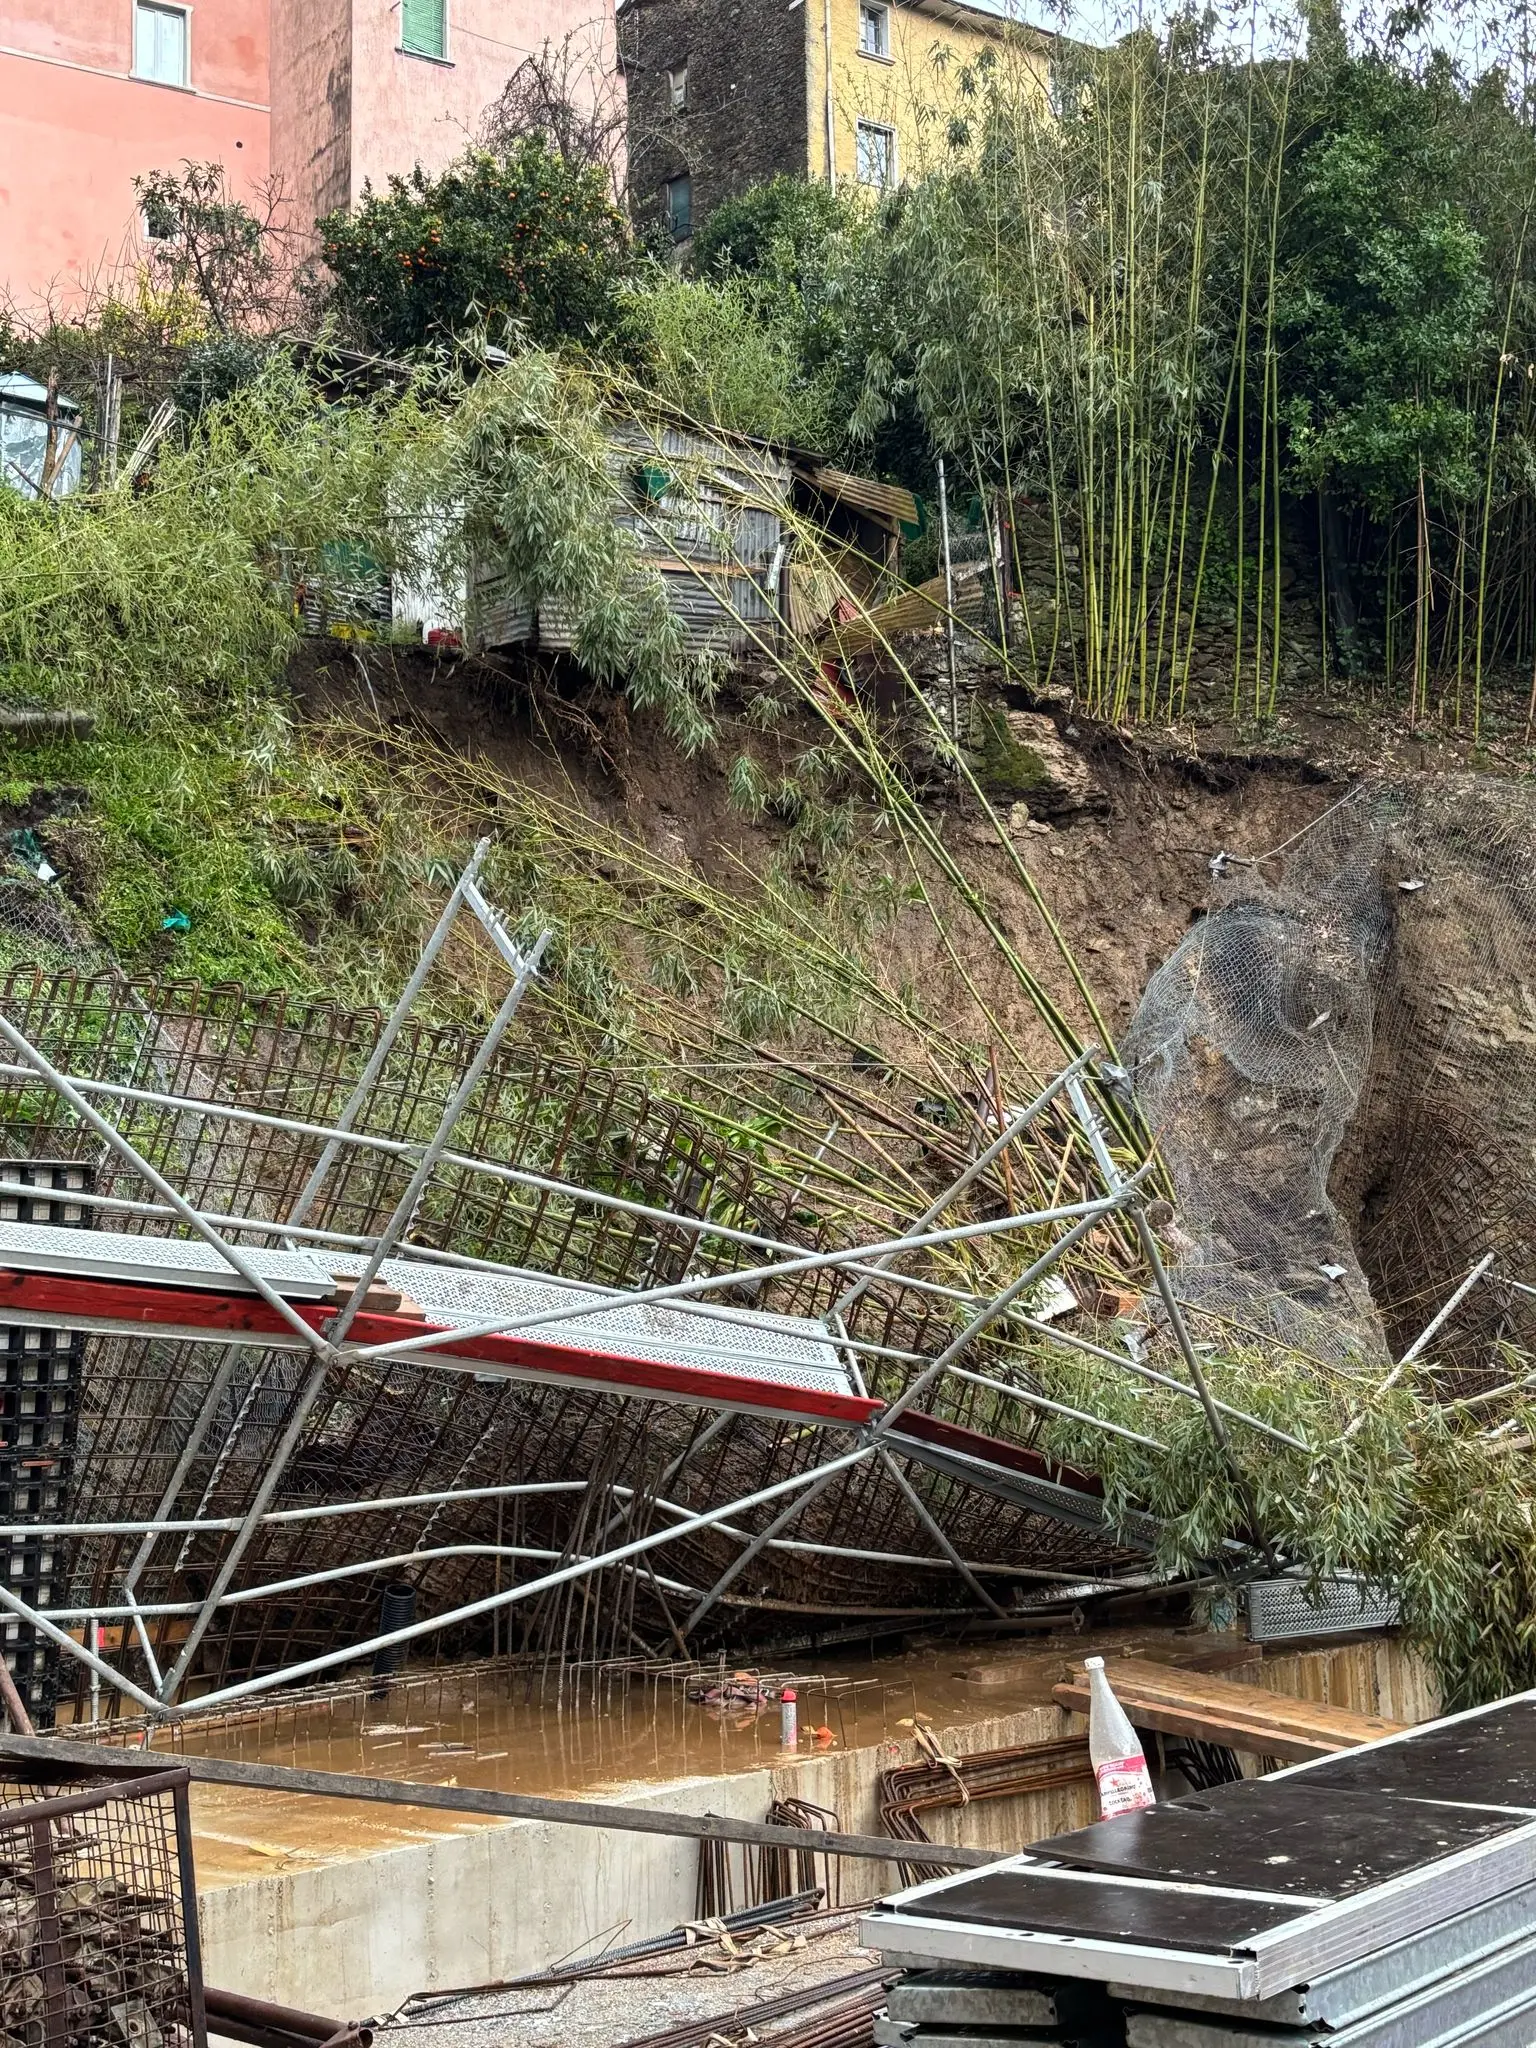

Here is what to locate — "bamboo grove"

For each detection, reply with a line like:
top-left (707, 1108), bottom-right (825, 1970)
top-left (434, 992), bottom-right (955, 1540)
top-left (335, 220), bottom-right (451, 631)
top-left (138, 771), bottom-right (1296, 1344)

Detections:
top-left (829, 5), bottom-right (1536, 730)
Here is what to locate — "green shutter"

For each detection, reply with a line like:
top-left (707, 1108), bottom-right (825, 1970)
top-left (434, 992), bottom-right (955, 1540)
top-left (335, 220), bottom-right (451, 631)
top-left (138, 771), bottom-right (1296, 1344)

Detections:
top-left (401, 0), bottom-right (445, 59)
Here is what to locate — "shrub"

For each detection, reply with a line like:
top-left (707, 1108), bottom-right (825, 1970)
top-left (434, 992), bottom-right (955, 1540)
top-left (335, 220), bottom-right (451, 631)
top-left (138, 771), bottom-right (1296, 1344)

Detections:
top-left (319, 139), bottom-right (635, 357)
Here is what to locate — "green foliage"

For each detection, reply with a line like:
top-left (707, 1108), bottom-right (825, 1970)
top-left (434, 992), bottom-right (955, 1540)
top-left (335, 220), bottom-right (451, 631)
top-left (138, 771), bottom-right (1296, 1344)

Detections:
top-left (1024, 1335), bottom-right (1536, 1707)
top-left (410, 350), bottom-right (721, 752)
top-left (0, 360), bottom-right (419, 724)
top-left (681, 174), bottom-right (929, 480)
top-left (619, 272), bottom-right (835, 445)
top-left (691, 176), bottom-right (853, 283)
top-left (319, 140), bottom-right (634, 357)
top-left (1276, 59), bottom-right (1493, 513)
top-left (174, 333), bottom-right (276, 415)
top-left (134, 161), bottom-right (298, 335)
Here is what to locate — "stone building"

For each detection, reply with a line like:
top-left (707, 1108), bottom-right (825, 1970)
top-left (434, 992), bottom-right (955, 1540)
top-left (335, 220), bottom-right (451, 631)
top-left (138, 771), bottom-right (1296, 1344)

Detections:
top-left (619, 0), bottom-right (1053, 243)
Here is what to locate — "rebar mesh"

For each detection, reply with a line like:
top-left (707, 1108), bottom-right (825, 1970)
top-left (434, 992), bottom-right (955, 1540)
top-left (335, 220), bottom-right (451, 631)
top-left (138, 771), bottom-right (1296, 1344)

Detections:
top-left (0, 1760), bottom-right (203, 2048)
top-left (0, 968), bottom-right (1141, 1712)
top-left (1124, 775), bottom-right (1536, 1377)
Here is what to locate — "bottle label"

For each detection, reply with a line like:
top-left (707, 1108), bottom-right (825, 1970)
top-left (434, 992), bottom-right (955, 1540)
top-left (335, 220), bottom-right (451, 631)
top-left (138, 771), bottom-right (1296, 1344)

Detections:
top-left (1096, 1756), bottom-right (1155, 1817)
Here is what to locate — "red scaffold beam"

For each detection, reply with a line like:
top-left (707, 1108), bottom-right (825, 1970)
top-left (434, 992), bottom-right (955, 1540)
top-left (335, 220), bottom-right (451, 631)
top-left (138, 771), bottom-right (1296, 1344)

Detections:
top-left (0, 1270), bottom-right (883, 1428)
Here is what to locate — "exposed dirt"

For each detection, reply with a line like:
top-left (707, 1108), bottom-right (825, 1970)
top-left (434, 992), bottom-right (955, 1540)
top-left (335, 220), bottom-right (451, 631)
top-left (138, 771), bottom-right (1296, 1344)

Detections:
top-left (291, 640), bottom-right (1378, 1059)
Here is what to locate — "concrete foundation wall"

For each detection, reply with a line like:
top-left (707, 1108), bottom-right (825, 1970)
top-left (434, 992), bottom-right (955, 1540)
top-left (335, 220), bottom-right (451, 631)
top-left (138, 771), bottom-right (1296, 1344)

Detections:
top-left (196, 1635), bottom-right (1440, 2012)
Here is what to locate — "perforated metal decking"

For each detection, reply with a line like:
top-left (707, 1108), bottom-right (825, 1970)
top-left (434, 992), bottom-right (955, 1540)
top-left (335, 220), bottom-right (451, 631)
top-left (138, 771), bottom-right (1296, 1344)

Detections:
top-left (0, 1219), bottom-right (879, 1425)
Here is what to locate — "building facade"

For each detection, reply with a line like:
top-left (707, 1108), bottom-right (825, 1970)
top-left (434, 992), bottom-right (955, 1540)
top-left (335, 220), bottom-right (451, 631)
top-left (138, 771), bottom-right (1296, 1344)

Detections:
top-left (0, 1), bottom-right (615, 308)
top-left (620, 0), bottom-right (1050, 245)
top-left (0, 0), bottom-right (270, 302)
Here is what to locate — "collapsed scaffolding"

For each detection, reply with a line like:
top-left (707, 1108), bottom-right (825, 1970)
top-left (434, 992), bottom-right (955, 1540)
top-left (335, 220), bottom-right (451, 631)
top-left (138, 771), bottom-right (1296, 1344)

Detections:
top-left (0, 842), bottom-right (1306, 1725)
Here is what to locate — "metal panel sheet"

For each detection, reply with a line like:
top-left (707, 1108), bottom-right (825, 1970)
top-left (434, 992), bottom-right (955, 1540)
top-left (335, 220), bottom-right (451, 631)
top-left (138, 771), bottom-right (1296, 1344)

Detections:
top-left (0, 1219), bottom-right (334, 1299)
top-left (332, 1253), bottom-right (856, 1399)
top-left (1109, 1876), bottom-right (1536, 2026)
top-left (1031, 1782), bottom-right (1523, 1899)
top-left (1295, 1700), bottom-right (1536, 1811)
top-left (1125, 1926), bottom-right (1536, 2048)
top-left (885, 1869), bottom-right (1306, 1955)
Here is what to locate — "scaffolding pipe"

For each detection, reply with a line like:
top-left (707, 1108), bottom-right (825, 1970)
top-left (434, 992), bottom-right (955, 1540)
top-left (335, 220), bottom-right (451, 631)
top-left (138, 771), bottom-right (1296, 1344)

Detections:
top-left (0, 1065), bottom-right (1096, 1310)
top-left (0, 1480), bottom-right (591, 1544)
top-left (339, 1193), bottom-right (1129, 1369)
top-left (282, 838), bottom-right (491, 1232)
top-left (328, 929), bottom-right (548, 1347)
top-left (0, 1018), bottom-right (330, 1358)
top-left (106, 1443), bottom-right (877, 1716)
top-left (947, 1364), bottom-right (1171, 1451)
top-left (829, 1049), bottom-right (1097, 1320)
top-left (875, 1447), bottom-right (1008, 1618)
top-left (1065, 1076), bottom-right (1281, 1566)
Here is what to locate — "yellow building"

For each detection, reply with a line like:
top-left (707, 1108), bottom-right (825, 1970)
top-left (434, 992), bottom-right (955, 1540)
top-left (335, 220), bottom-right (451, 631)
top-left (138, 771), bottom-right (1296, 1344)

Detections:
top-left (812, 0), bottom-right (1052, 195)
top-left (621, 0), bottom-right (1054, 243)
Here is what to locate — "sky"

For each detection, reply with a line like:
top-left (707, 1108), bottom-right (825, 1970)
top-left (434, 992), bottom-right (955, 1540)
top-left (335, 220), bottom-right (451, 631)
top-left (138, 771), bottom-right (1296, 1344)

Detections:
top-left (980, 0), bottom-right (1517, 78)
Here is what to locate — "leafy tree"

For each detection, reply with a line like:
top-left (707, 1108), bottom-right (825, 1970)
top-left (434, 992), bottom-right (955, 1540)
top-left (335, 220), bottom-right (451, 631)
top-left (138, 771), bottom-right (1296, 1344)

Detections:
top-left (690, 176), bottom-right (853, 282)
top-left (1274, 58), bottom-right (1494, 517)
top-left (680, 175), bottom-right (927, 478)
top-left (135, 161), bottom-right (302, 334)
top-left (619, 273), bottom-right (836, 445)
top-left (319, 139), bottom-right (634, 357)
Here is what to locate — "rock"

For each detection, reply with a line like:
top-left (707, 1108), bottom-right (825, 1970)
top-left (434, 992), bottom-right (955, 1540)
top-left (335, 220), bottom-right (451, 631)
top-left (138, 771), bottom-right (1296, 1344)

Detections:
top-left (967, 704), bottom-right (1105, 819)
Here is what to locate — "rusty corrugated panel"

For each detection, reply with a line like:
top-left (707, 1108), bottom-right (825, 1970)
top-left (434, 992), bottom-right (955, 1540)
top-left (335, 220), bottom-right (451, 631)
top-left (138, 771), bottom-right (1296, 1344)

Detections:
top-left (803, 464), bottom-right (918, 530)
top-left (470, 561), bottom-right (534, 650)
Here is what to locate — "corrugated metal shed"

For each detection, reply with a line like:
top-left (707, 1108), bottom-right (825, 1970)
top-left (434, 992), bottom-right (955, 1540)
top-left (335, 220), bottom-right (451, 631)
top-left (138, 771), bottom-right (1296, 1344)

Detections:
top-left (474, 417), bottom-right (795, 659)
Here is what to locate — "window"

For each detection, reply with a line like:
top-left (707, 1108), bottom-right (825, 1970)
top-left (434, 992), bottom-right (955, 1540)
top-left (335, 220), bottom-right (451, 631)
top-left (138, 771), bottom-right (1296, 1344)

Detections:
top-left (663, 174), bottom-right (692, 241)
top-left (667, 62), bottom-right (688, 110)
top-left (856, 119), bottom-right (896, 188)
top-left (401, 0), bottom-right (447, 60)
top-left (133, 2), bottom-right (188, 87)
top-left (858, 4), bottom-right (890, 58)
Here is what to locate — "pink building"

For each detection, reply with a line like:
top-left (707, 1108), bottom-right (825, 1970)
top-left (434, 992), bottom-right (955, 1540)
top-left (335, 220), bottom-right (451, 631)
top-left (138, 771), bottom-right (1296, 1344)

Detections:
top-left (0, 1), bottom-right (615, 309)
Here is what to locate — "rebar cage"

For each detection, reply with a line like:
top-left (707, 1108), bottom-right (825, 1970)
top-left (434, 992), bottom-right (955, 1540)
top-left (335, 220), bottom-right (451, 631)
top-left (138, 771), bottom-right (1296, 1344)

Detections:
top-left (0, 845), bottom-right (1226, 1726)
top-left (0, 1755), bottom-right (205, 2048)
top-left (0, 954), bottom-right (1154, 1718)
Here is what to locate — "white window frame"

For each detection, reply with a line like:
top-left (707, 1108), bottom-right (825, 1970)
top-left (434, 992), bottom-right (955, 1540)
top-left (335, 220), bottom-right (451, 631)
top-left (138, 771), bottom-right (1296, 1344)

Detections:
top-left (858, 3), bottom-right (892, 60)
top-left (856, 118), bottom-right (897, 188)
top-left (132, 0), bottom-right (191, 89)
top-left (667, 61), bottom-right (689, 111)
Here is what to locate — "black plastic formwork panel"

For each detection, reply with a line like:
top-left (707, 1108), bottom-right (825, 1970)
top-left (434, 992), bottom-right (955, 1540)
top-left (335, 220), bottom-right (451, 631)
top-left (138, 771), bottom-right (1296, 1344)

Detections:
top-left (1296, 1699), bottom-right (1536, 1811)
top-left (889, 1867), bottom-right (1308, 1956)
top-left (0, 1161), bottom-right (91, 1725)
top-left (1028, 1780), bottom-right (1523, 1899)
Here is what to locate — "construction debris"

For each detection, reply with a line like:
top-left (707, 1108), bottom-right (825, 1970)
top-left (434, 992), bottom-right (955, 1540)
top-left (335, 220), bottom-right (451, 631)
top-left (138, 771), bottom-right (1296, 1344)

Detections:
top-left (861, 1689), bottom-right (1536, 2044)
top-left (1050, 1660), bottom-right (1404, 1762)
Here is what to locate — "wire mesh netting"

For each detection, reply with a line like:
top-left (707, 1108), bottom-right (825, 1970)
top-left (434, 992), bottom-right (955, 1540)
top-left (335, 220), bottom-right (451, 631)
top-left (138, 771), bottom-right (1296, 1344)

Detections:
top-left (1124, 775), bottom-right (1536, 1379)
top-left (0, 1760), bottom-right (204, 2048)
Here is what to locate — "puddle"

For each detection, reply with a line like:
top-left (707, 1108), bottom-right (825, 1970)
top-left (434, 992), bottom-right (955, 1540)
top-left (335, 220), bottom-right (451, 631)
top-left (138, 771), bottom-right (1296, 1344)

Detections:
top-left (92, 1624), bottom-right (1211, 1885)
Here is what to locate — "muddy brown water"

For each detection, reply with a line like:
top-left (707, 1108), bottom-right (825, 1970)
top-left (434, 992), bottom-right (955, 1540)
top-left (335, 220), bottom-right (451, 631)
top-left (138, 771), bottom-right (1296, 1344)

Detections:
top-left (130, 1625), bottom-right (1201, 1886)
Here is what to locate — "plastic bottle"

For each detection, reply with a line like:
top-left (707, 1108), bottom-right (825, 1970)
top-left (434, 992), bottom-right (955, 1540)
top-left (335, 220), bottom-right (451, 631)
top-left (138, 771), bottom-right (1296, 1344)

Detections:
top-left (1084, 1656), bottom-right (1155, 1818)
top-left (780, 1685), bottom-right (798, 1748)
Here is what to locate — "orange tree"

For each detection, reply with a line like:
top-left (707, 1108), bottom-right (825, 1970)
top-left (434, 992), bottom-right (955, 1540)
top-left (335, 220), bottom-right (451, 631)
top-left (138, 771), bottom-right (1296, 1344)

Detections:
top-left (319, 137), bottom-right (635, 356)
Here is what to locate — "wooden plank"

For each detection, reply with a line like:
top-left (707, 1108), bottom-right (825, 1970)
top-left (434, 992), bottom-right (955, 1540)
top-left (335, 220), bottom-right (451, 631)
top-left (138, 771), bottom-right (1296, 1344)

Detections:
top-left (1053, 1661), bottom-right (1405, 1763)
top-left (1092, 1661), bottom-right (1407, 1744)
top-left (1055, 1664), bottom-right (1398, 1747)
